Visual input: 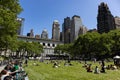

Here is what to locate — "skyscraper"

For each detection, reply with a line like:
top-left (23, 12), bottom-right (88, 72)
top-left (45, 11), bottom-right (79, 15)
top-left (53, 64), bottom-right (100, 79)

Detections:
top-left (41, 29), bottom-right (48, 39)
top-left (17, 18), bottom-right (24, 35)
top-left (27, 29), bottom-right (34, 37)
top-left (52, 20), bottom-right (60, 41)
top-left (114, 16), bottom-right (120, 29)
top-left (97, 2), bottom-right (115, 33)
top-left (62, 15), bottom-right (85, 43)
top-left (71, 15), bottom-right (83, 42)
top-left (62, 17), bottom-right (71, 43)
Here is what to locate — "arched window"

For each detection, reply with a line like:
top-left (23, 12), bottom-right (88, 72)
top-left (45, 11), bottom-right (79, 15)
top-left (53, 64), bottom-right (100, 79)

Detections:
top-left (43, 43), bottom-right (45, 46)
top-left (48, 43), bottom-right (50, 46)
top-left (52, 44), bottom-right (55, 47)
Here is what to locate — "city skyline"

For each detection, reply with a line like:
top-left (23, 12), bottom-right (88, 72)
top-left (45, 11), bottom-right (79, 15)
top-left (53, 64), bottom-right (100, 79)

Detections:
top-left (19, 0), bottom-right (120, 38)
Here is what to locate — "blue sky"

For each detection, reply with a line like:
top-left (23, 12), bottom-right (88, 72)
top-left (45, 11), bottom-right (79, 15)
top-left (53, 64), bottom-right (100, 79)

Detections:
top-left (19, 0), bottom-right (120, 38)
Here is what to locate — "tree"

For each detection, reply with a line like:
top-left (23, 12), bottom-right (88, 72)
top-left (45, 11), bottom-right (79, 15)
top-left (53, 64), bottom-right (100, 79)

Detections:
top-left (108, 30), bottom-right (120, 56)
top-left (96, 33), bottom-right (112, 59)
top-left (54, 44), bottom-right (63, 55)
top-left (15, 41), bottom-right (43, 58)
top-left (0, 0), bottom-right (22, 56)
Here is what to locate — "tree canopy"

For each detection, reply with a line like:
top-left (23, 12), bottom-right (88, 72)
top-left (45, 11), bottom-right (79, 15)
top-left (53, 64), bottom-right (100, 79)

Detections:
top-left (55, 30), bottom-right (120, 60)
top-left (0, 0), bottom-right (22, 56)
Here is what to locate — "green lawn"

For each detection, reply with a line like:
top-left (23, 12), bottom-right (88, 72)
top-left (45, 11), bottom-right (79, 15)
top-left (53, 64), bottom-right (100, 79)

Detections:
top-left (24, 60), bottom-right (120, 80)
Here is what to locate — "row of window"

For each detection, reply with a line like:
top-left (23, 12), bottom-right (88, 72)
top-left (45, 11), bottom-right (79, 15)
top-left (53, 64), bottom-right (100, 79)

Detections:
top-left (37, 42), bottom-right (55, 47)
top-left (26, 41), bottom-right (56, 47)
top-left (42, 43), bottom-right (55, 47)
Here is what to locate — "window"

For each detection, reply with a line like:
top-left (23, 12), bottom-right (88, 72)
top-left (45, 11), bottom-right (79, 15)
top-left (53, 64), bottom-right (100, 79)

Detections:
top-left (48, 43), bottom-right (50, 46)
top-left (43, 43), bottom-right (45, 46)
top-left (52, 44), bottom-right (55, 47)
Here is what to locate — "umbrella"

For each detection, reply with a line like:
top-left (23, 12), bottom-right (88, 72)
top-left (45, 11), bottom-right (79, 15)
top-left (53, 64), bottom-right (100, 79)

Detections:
top-left (113, 55), bottom-right (120, 59)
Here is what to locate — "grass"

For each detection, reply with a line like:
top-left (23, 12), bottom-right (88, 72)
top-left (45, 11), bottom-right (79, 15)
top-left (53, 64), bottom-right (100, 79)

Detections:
top-left (24, 60), bottom-right (120, 80)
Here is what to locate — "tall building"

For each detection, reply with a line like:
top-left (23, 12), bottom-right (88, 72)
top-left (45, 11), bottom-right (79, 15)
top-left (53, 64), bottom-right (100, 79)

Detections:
top-left (114, 16), bottom-right (120, 29)
top-left (27, 29), bottom-right (34, 37)
top-left (78, 25), bottom-right (87, 35)
top-left (35, 35), bottom-right (40, 39)
top-left (71, 15), bottom-right (83, 42)
top-left (17, 18), bottom-right (24, 35)
top-left (62, 15), bottom-right (85, 43)
top-left (41, 29), bottom-right (48, 39)
top-left (52, 20), bottom-right (60, 41)
top-left (97, 2), bottom-right (115, 33)
top-left (62, 17), bottom-right (71, 43)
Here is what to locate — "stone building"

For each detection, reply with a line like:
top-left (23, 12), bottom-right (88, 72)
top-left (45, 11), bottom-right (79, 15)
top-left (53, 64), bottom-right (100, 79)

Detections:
top-left (79, 25), bottom-right (87, 35)
top-left (52, 20), bottom-right (60, 41)
top-left (97, 2), bottom-right (115, 33)
top-left (114, 16), bottom-right (120, 29)
top-left (17, 17), bottom-right (24, 35)
top-left (27, 29), bottom-right (34, 37)
top-left (62, 17), bottom-right (71, 43)
top-left (41, 29), bottom-right (48, 39)
top-left (71, 15), bottom-right (83, 42)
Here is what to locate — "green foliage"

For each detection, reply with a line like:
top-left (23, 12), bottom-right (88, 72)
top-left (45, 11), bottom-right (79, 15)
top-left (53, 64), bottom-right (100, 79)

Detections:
top-left (17, 41), bottom-right (43, 57)
top-left (54, 44), bottom-right (73, 56)
top-left (0, 0), bottom-right (22, 56)
top-left (54, 44), bottom-right (64, 55)
top-left (56, 30), bottom-right (120, 59)
top-left (73, 30), bottom-right (120, 59)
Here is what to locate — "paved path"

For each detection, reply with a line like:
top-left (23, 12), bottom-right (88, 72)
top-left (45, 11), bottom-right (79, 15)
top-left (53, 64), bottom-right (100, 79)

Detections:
top-left (0, 65), bottom-right (5, 72)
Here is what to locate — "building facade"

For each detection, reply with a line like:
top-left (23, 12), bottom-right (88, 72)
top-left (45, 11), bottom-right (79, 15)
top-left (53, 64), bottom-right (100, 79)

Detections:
top-left (17, 18), bottom-right (24, 35)
top-left (71, 15), bottom-right (83, 42)
top-left (41, 29), bottom-right (48, 39)
top-left (27, 29), bottom-right (34, 37)
top-left (35, 35), bottom-right (40, 39)
top-left (52, 20), bottom-right (60, 41)
top-left (78, 25), bottom-right (87, 35)
top-left (18, 35), bottom-right (63, 56)
top-left (88, 28), bottom-right (97, 32)
top-left (115, 16), bottom-right (120, 29)
top-left (62, 15), bottom-right (86, 43)
top-left (62, 17), bottom-right (71, 43)
top-left (97, 2), bottom-right (115, 33)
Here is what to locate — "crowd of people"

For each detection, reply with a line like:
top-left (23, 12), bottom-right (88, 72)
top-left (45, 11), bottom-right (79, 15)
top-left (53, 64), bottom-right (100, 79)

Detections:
top-left (0, 60), bottom-right (27, 80)
top-left (1, 58), bottom-right (118, 80)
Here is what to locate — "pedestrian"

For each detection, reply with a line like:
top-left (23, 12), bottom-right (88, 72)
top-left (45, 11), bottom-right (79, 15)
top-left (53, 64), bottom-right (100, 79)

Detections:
top-left (25, 59), bottom-right (28, 66)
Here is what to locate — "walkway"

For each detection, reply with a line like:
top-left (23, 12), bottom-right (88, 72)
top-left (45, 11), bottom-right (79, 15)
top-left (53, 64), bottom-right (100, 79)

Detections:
top-left (0, 65), bottom-right (5, 72)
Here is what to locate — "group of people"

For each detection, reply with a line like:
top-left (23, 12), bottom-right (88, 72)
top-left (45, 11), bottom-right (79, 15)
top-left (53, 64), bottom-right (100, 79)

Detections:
top-left (0, 60), bottom-right (27, 80)
top-left (106, 64), bottom-right (117, 70)
top-left (84, 63), bottom-right (105, 74)
top-left (84, 60), bottom-right (118, 74)
top-left (52, 60), bottom-right (73, 68)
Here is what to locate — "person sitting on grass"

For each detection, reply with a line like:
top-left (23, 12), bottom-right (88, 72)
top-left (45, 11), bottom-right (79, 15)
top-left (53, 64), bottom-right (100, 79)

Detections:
top-left (82, 63), bottom-right (88, 68)
top-left (86, 64), bottom-right (92, 72)
top-left (94, 66), bottom-right (100, 74)
top-left (64, 62), bottom-right (69, 66)
top-left (100, 66), bottom-right (106, 73)
top-left (106, 65), bottom-right (110, 70)
top-left (33, 62), bottom-right (39, 66)
top-left (111, 65), bottom-right (117, 70)
top-left (53, 61), bottom-right (58, 68)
